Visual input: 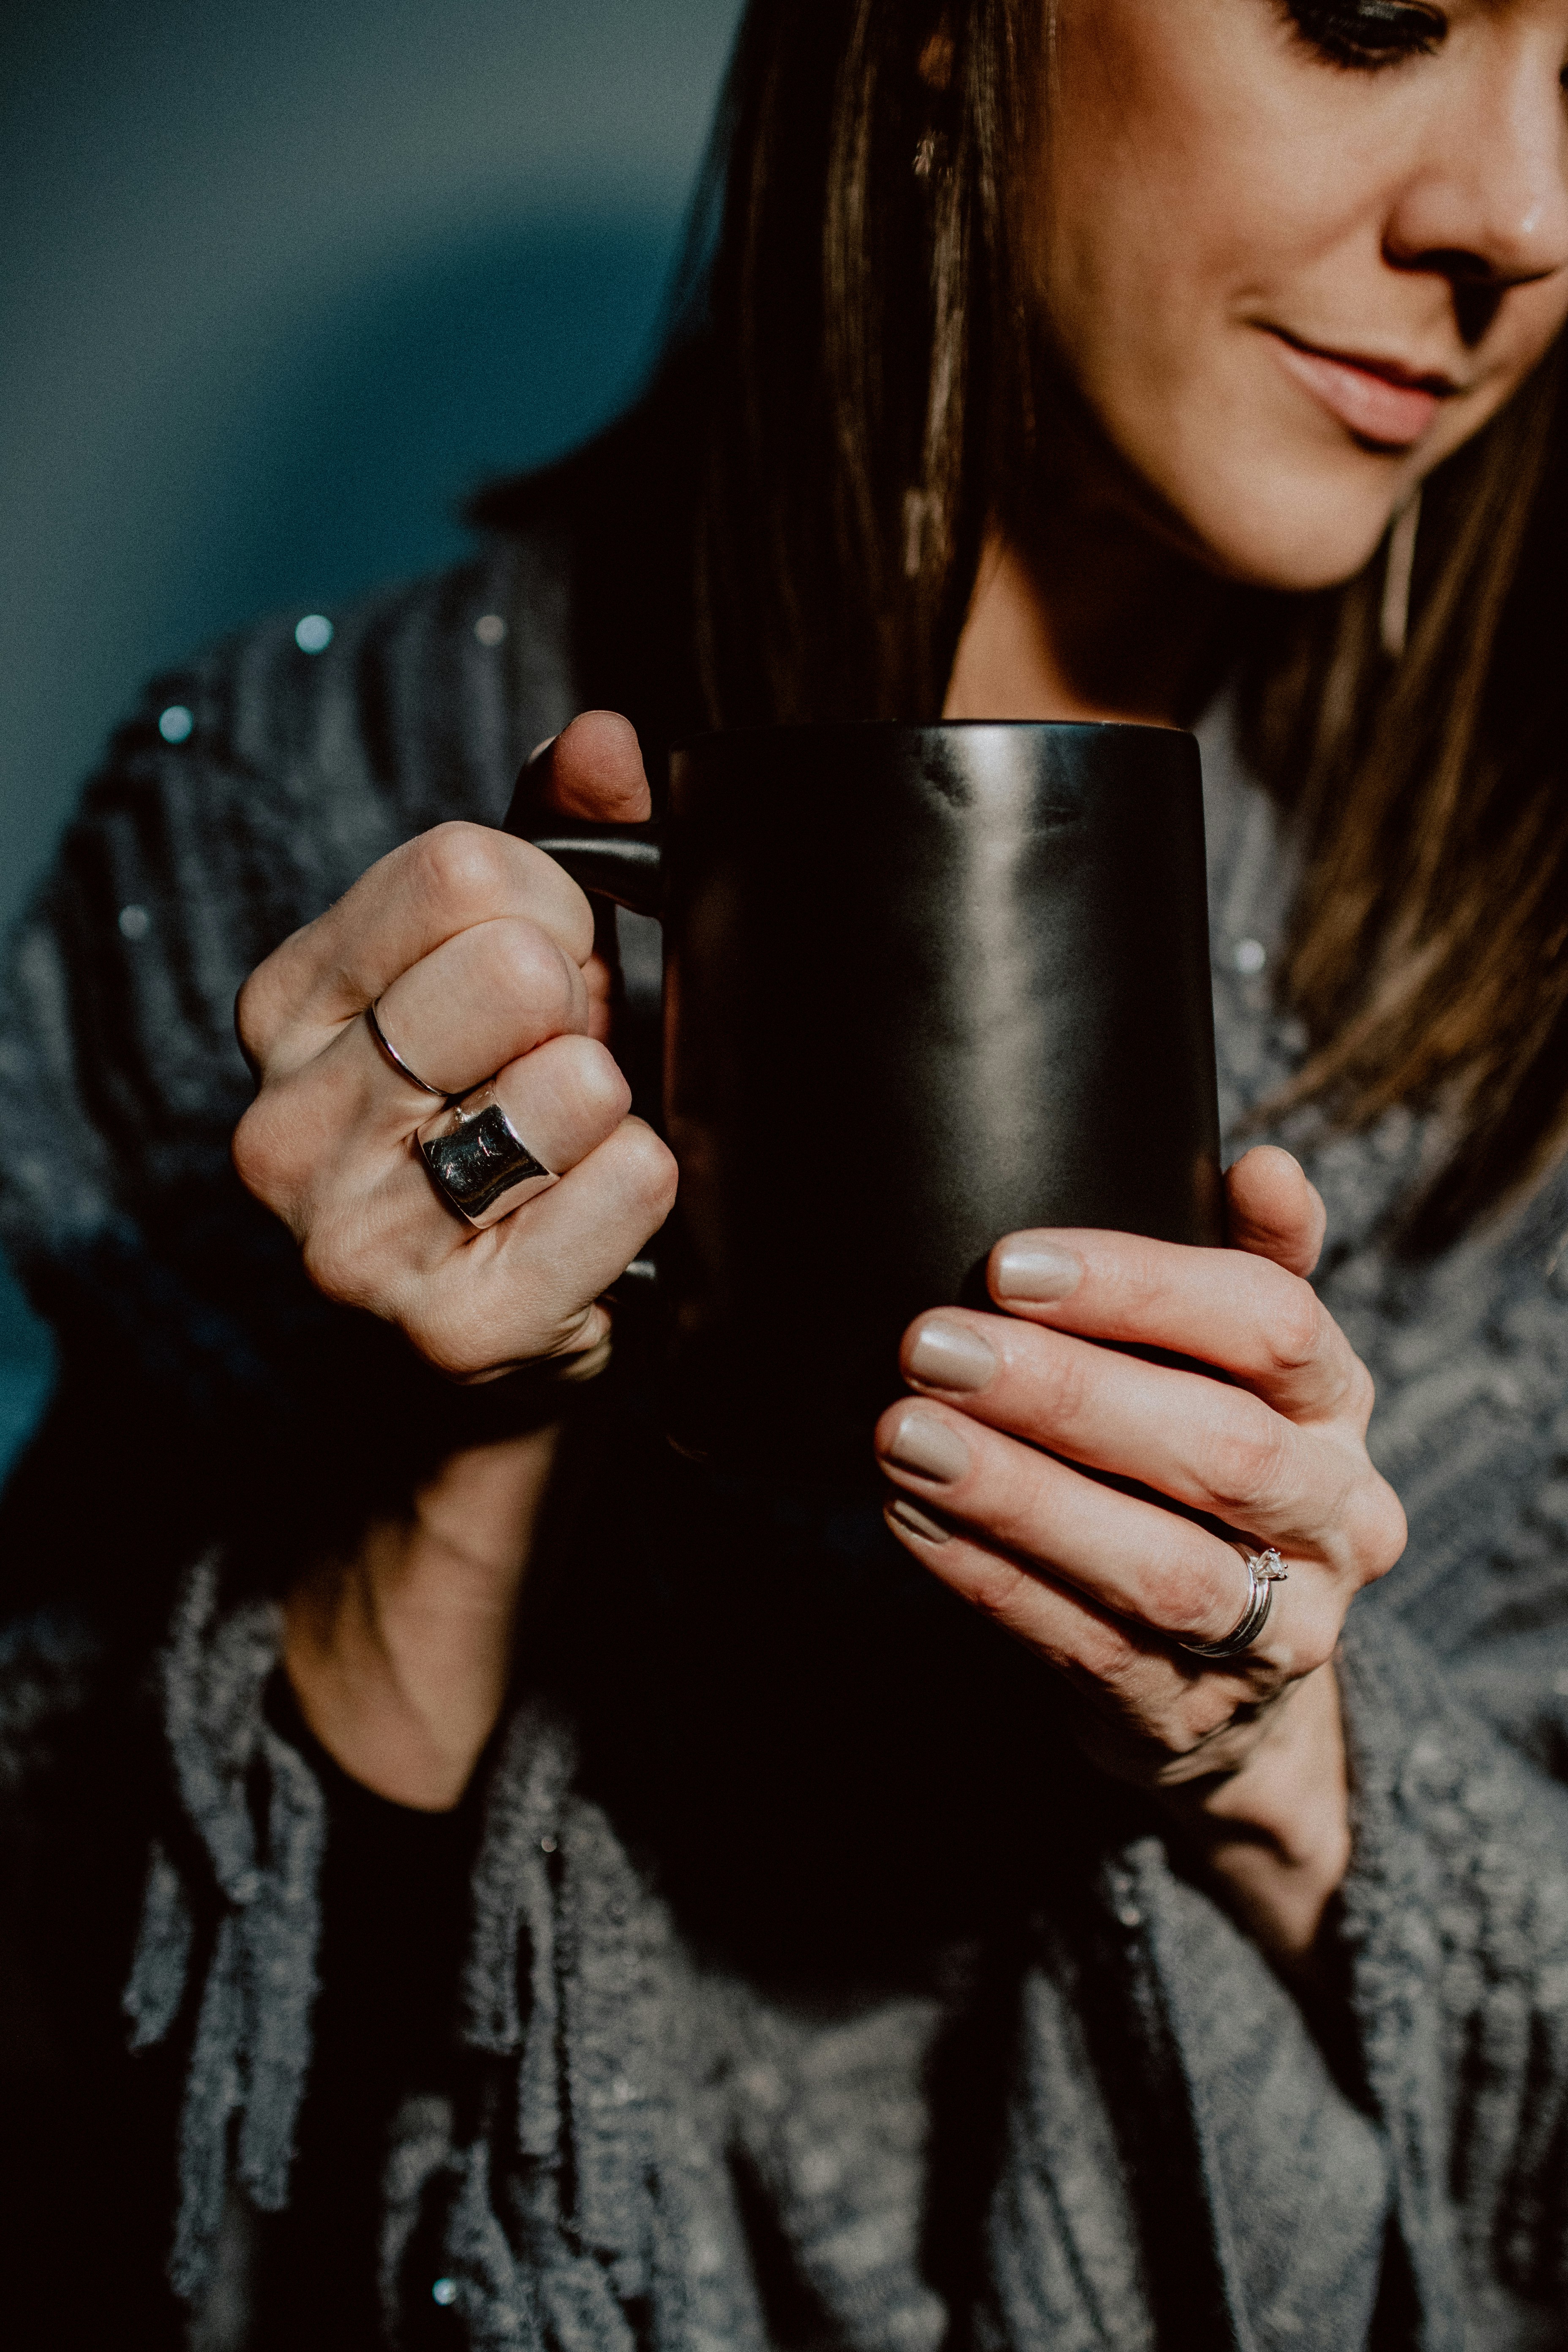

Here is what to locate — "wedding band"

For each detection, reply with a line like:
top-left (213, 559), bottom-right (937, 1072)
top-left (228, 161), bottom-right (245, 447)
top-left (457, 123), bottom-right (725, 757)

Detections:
top-left (366, 999), bottom-right (447, 1097)
top-left (1176, 1546), bottom-right (1288, 1661)
top-left (418, 1083), bottom-right (559, 1228)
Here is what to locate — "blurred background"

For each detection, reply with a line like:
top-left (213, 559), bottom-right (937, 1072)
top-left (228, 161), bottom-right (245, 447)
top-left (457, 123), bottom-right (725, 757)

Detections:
top-left (0, 0), bottom-right (745, 1475)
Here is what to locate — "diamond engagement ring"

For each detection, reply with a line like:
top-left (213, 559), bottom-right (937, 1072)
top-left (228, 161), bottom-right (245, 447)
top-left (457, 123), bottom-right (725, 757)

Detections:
top-left (1176, 1546), bottom-right (1288, 1661)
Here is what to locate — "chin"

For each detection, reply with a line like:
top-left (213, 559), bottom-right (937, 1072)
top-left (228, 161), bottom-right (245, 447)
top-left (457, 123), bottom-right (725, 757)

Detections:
top-left (1171, 456), bottom-right (1405, 594)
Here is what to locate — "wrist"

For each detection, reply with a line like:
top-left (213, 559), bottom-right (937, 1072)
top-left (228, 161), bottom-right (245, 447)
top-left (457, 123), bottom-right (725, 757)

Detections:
top-left (283, 1422), bottom-right (561, 1809)
top-left (1156, 1663), bottom-right (1351, 1975)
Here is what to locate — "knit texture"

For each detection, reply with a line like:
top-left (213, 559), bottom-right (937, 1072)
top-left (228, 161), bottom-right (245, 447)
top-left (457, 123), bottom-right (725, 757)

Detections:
top-left (1, 540), bottom-right (1567, 2347)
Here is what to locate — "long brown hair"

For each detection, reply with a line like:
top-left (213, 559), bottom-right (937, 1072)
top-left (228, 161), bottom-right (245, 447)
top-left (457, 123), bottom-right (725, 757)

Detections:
top-left (1240, 352), bottom-right (1568, 1246)
top-left (484, 0), bottom-right (1568, 1250)
top-left (683, 0), bottom-right (1035, 727)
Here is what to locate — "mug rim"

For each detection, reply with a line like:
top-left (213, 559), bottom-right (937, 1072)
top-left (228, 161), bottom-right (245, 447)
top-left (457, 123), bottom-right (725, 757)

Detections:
top-left (669, 716), bottom-right (1195, 760)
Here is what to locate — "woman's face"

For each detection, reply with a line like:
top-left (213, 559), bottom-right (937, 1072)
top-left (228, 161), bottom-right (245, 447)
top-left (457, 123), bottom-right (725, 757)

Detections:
top-left (1039, 0), bottom-right (1568, 588)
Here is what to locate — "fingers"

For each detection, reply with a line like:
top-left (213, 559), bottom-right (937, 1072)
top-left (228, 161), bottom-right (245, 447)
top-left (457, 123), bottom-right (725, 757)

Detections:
top-left (399, 1117), bottom-right (678, 1377)
top-left (878, 1467), bottom-right (1285, 1766)
top-left (232, 708), bottom-right (662, 1389)
top-left (532, 709), bottom-right (652, 822)
top-left (1225, 1146), bottom-right (1326, 1277)
top-left (875, 1392), bottom-right (1345, 1675)
top-left (891, 1305), bottom-right (1401, 1573)
top-left (584, 949), bottom-right (616, 1046)
top-left (249, 1075), bottom-right (673, 1376)
top-left (238, 822), bottom-right (598, 1074)
top-left (485, 1034), bottom-right (632, 1176)
top-left (876, 1155), bottom-right (1388, 1811)
top-left (520, 711), bottom-right (649, 1043)
top-left (240, 707), bottom-right (649, 1081)
top-left (984, 1222), bottom-right (1367, 1427)
top-left (372, 917), bottom-right (591, 1103)
top-left (239, 1002), bottom-right (629, 1232)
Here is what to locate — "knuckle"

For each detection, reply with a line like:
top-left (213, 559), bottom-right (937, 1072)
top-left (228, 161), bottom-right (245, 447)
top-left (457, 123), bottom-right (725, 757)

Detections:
top-left (1149, 1546), bottom-right (1241, 1642)
top-left (1345, 1474), bottom-right (1408, 1582)
top-left (413, 1330), bottom-right (481, 1383)
top-left (1184, 1690), bottom-right (1242, 1748)
top-left (1293, 1626), bottom-right (1340, 1678)
top-left (1082, 1629), bottom-right (1152, 1698)
top-left (527, 849), bottom-right (596, 959)
top-left (401, 1297), bottom-right (494, 1382)
top-left (615, 1120), bottom-right (680, 1218)
top-left (297, 1230), bottom-right (348, 1304)
top-left (234, 935), bottom-right (310, 1070)
top-left (298, 1217), bottom-right (373, 1312)
top-left (231, 1093), bottom-right (299, 1209)
top-left (1258, 1269), bottom-right (1326, 1375)
top-left (1280, 1597), bottom-right (1342, 1678)
top-left (233, 966), bottom-right (274, 1067)
top-left (562, 1034), bottom-right (633, 1120)
top-left (964, 1553), bottom-right (1042, 1638)
top-left (411, 821), bottom-right (513, 918)
top-left (1342, 1353), bottom-right (1377, 1425)
top-left (1104, 1238), bottom-right (1171, 1326)
top-left (489, 922), bottom-right (578, 1028)
top-left (1015, 1333), bottom-right (1094, 1429)
top-left (410, 822), bottom-right (595, 964)
top-left (1050, 1341), bottom-right (1099, 1424)
top-left (536, 1306), bottom-right (609, 1366)
top-left (403, 1273), bottom-right (606, 1386)
top-left (1206, 1400), bottom-right (1296, 1515)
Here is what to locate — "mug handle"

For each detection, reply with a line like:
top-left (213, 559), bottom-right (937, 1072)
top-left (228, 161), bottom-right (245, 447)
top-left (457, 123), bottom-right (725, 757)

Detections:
top-left (500, 765), bottom-right (667, 1301)
top-left (501, 766), bottom-right (665, 917)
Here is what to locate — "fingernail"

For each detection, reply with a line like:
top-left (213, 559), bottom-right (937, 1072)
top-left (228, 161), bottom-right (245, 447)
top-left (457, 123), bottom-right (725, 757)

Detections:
top-left (992, 1237), bottom-right (1083, 1303)
top-left (887, 1497), bottom-right (952, 1546)
top-left (906, 1315), bottom-right (998, 1393)
top-left (882, 1407), bottom-right (970, 1484)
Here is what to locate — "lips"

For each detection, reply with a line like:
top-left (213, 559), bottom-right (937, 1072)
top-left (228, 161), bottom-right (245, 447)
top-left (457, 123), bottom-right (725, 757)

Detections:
top-left (1264, 329), bottom-right (1456, 449)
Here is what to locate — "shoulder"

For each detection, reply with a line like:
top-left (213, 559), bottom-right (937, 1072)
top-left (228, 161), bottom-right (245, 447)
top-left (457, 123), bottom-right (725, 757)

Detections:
top-left (115, 528), bottom-right (581, 930)
top-left (6, 518), bottom-right (584, 996)
top-left (0, 530), bottom-right (580, 1248)
top-left (3, 354), bottom-right (705, 1090)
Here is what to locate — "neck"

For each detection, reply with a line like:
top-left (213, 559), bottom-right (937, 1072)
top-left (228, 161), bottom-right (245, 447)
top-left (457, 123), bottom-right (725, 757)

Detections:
top-left (944, 506), bottom-right (1236, 729)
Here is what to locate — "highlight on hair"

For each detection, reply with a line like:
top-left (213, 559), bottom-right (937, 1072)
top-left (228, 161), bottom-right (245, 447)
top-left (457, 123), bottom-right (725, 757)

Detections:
top-left (684, 0), bottom-right (1041, 727)
top-left (685, 0), bottom-right (1568, 1247)
top-left (1241, 348), bottom-right (1568, 1248)
top-left (484, 0), bottom-right (1568, 1250)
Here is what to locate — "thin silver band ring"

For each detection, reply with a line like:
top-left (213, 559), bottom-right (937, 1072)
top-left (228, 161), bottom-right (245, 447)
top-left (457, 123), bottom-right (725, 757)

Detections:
top-left (1176, 1546), bottom-right (1288, 1662)
top-left (366, 999), bottom-right (447, 1097)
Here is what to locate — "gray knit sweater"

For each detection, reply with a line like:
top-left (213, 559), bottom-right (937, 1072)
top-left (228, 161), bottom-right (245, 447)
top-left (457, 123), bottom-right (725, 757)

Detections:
top-left (0, 525), bottom-right (1565, 2351)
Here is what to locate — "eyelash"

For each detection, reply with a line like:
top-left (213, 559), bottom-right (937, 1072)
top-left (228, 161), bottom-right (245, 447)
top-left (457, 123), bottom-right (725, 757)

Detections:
top-left (1283, 0), bottom-right (1447, 70)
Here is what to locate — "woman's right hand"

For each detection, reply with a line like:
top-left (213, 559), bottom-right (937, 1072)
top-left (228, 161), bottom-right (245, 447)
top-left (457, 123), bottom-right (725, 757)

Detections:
top-left (234, 709), bottom-right (676, 1379)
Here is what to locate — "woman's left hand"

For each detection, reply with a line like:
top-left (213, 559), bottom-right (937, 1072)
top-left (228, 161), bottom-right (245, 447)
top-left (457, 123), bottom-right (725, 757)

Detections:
top-left (875, 1145), bottom-right (1406, 1971)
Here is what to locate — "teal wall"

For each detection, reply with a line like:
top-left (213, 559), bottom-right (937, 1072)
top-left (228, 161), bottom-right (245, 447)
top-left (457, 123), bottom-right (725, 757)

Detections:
top-left (0, 0), bottom-right (745, 1472)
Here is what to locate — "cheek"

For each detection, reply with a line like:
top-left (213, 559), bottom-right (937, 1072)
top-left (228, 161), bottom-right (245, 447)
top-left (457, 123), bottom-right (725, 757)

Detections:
top-left (1487, 273), bottom-right (1568, 396)
top-left (1034, 2), bottom-right (1487, 589)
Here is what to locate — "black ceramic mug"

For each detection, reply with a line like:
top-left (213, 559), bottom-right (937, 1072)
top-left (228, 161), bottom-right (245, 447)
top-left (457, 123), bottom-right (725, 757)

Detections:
top-left (505, 722), bottom-right (1222, 1481)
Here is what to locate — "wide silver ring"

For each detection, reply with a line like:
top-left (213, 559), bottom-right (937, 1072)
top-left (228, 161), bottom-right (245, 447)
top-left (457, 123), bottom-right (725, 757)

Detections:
top-left (367, 999), bottom-right (447, 1098)
top-left (1176, 1546), bottom-right (1288, 1661)
top-left (418, 1083), bottom-right (559, 1228)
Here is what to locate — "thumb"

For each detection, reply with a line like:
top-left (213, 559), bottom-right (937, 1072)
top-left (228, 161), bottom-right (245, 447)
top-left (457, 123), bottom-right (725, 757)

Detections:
top-left (526, 710), bottom-right (652, 824)
top-left (1225, 1145), bottom-right (1326, 1278)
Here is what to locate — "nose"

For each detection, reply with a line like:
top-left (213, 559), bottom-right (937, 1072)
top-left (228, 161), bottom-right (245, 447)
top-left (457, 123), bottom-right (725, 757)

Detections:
top-left (1383, 31), bottom-right (1568, 336)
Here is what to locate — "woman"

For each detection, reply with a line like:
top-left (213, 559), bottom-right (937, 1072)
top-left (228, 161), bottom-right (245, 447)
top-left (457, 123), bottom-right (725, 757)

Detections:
top-left (3, 0), bottom-right (1568, 2344)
